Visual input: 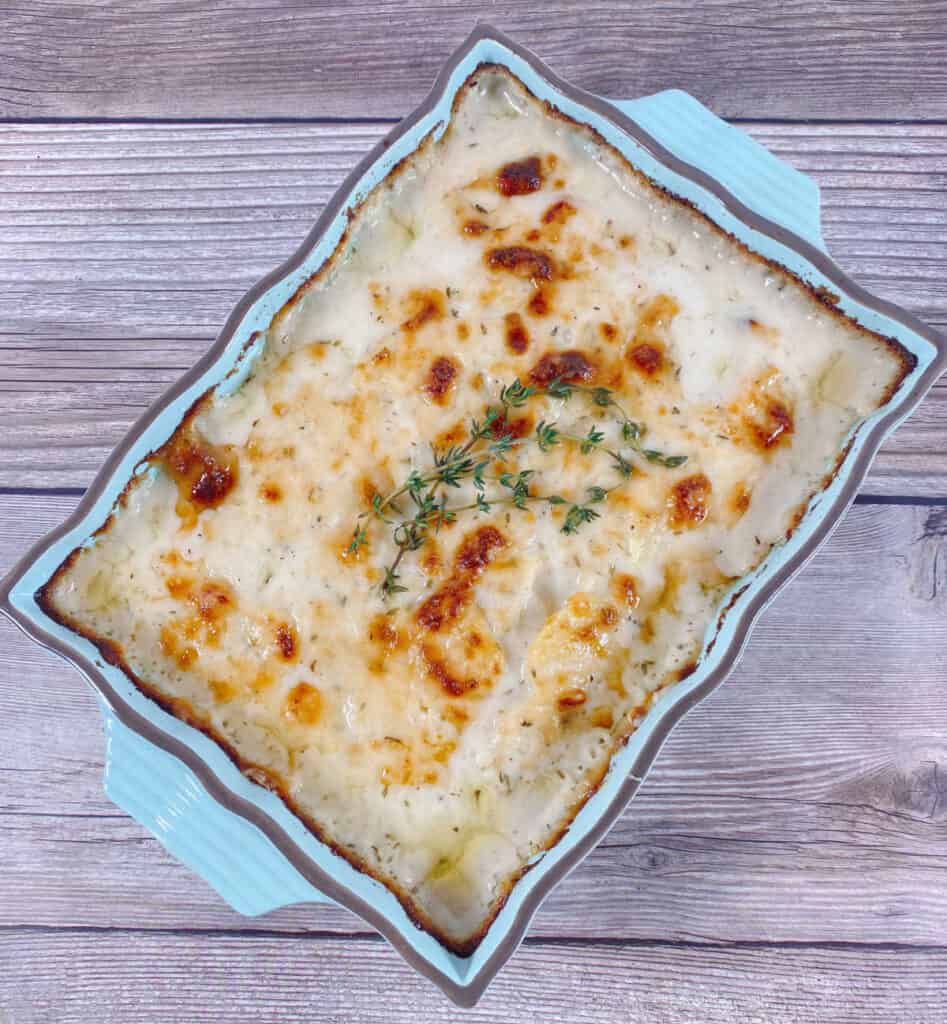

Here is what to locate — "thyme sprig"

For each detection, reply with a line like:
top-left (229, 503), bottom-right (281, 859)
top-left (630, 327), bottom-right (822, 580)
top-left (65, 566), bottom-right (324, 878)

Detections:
top-left (348, 376), bottom-right (687, 598)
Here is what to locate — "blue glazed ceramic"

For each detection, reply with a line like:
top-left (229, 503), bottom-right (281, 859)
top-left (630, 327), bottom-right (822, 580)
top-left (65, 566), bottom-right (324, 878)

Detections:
top-left (2, 26), bottom-right (944, 1005)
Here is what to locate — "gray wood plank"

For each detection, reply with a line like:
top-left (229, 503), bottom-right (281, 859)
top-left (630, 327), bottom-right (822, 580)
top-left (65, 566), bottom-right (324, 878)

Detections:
top-left (1, 122), bottom-right (945, 493)
top-left (4, 1), bottom-right (947, 122)
top-left (1, 931), bottom-right (944, 1024)
top-left (3, 495), bottom-right (946, 946)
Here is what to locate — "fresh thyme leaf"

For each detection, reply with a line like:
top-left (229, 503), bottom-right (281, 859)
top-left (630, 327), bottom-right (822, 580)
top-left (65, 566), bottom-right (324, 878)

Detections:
top-left (440, 456), bottom-right (475, 488)
top-left (610, 451), bottom-right (633, 478)
top-left (481, 406), bottom-right (502, 433)
top-left (546, 494), bottom-right (567, 505)
top-left (347, 525), bottom-right (368, 554)
top-left (500, 379), bottom-right (536, 408)
top-left (543, 377), bottom-right (574, 401)
top-left (580, 427), bottom-right (605, 454)
top-left (436, 497), bottom-right (456, 527)
top-left (381, 565), bottom-right (407, 597)
top-left (590, 387), bottom-right (613, 408)
top-left (535, 420), bottom-right (560, 451)
top-left (472, 459), bottom-right (489, 491)
top-left (621, 420), bottom-right (642, 443)
top-left (643, 449), bottom-right (688, 468)
top-left (562, 502), bottom-right (602, 535)
top-left (586, 486), bottom-right (609, 504)
top-left (489, 433), bottom-right (515, 459)
top-left (499, 469), bottom-right (534, 510)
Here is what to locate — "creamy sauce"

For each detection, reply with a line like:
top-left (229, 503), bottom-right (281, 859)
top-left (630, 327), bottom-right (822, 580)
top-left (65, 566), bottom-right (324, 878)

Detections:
top-left (44, 67), bottom-right (908, 951)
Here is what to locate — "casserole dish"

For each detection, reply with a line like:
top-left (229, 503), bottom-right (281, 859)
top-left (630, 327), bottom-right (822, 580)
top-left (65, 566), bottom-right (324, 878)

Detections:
top-left (2, 26), bottom-right (944, 1005)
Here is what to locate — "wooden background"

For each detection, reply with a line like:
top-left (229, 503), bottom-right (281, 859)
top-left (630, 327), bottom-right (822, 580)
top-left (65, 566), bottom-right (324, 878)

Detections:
top-left (2, 2), bottom-right (946, 1021)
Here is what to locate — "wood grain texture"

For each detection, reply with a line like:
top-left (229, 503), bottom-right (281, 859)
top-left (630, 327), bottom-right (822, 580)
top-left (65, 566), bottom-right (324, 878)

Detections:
top-left (1, 121), bottom-right (944, 492)
top-left (2, 931), bottom-right (946, 1024)
top-left (3, 496), bottom-right (946, 951)
top-left (2, 13), bottom-right (947, 1014)
top-left (4, 0), bottom-right (947, 121)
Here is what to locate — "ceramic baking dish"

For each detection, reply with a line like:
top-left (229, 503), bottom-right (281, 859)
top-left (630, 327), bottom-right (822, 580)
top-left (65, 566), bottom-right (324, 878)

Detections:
top-left (2, 25), bottom-right (944, 1006)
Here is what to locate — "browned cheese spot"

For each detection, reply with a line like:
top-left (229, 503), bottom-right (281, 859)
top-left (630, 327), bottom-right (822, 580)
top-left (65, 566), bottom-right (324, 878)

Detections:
top-left (456, 321), bottom-right (470, 341)
top-left (589, 706), bottom-right (614, 729)
top-left (599, 322), bottom-right (618, 343)
top-left (421, 642), bottom-right (481, 697)
top-left (259, 480), bottom-right (283, 503)
top-left (528, 284), bottom-right (554, 316)
top-left (731, 369), bottom-right (796, 453)
top-left (485, 246), bottom-right (554, 281)
top-left (627, 342), bottom-right (664, 376)
top-left (748, 317), bottom-right (780, 340)
top-left (284, 682), bottom-right (322, 726)
top-left (160, 571), bottom-right (235, 664)
top-left (416, 577), bottom-right (472, 634)
top-left (274, 621), bottom-right (298, 662)
top-left (626, 294), bottom-right (680, 377)
top-left (668, 474), bottom-right (712, 531)
top-left (160, 624), bottom-right (197, 670)
top-left (747, 399), bottom-right (794, 451)
top-left (421, 542), bottom-right (442, 576)
top-left (435, 421), bottom-right (468, 449)
top-left (496, 155), bottom-right (543, 197)
top-left (424, 356), bottom-right (459, 405)
top-left (529, 349), bottom-right (595, 386)
top-left (415, 526), bottom-right (507, 634)
top-left (557, 687), bottom-right (588, 710)
top-left (453, 524), bottom-right (507, 575)
top-left (504, 312), bottom-right (531, 354)
top-left (431, 741), bottom-right (457, 764)
top-left (366, 612), bottom-right (407, 674)
top-left (442, 704), bottom-right (469, 728)
top-left (208, 679), bottom-right (236, 703)
top-left (729, 481), bottom-right (752, 520)
top-left (542, 199), bottom-right (577, 225)
top-left (193, 580), bottom-right (234, 624)
top-left (401, 288), bottom-right (446, 332)
top-left (488, 411), bottom-right (533, 441)
top-left (251, 668), bottom-right (274, 694)
top-left (611, 572), bottom-right (640, 608)
top-left (159, 431), bottom-right (239, 526)
top-left (462, 219), bottom-right (490, 236)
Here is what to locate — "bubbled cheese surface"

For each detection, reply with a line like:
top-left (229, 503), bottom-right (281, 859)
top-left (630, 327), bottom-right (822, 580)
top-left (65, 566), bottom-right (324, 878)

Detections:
top-left (45, 67), bottom-right (908, 951)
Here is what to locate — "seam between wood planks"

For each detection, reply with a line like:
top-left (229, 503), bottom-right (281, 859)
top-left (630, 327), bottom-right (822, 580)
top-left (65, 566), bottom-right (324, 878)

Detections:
top-left (3, 116), bottom-right (947, 128)
top-left (0, 924), bottom-right (944, 954)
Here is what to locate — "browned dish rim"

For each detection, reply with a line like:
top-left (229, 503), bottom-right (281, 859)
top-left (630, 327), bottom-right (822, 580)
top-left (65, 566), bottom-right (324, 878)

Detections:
top-left (2, 24), bottom-right (945, 1007)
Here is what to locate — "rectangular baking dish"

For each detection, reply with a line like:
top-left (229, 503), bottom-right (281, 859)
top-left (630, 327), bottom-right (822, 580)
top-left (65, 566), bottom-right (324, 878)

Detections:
top-left (2, 25), bottom-right (944, 1006)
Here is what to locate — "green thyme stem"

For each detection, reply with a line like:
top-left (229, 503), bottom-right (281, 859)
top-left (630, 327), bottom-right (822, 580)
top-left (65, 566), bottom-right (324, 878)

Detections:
top-left (351, 375), bottom-right (688, 597)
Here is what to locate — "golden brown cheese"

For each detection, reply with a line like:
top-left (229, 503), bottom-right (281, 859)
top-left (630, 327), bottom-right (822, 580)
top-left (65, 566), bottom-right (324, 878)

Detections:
top-left (41, 65), bottom-right (912, 955)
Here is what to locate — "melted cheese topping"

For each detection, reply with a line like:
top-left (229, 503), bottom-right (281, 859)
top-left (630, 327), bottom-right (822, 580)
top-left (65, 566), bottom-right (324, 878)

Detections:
top-left (44, 67), bottom-right (908, 951)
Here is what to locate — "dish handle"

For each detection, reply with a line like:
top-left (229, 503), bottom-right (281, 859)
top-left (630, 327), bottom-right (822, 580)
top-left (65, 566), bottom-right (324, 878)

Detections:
top-left (104, 702), bottom-right (333, 911)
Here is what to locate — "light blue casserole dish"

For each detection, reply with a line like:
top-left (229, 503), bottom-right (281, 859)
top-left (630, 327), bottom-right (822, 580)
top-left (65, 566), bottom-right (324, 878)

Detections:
top-left (2, 26), bottom-right (944, 1006)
